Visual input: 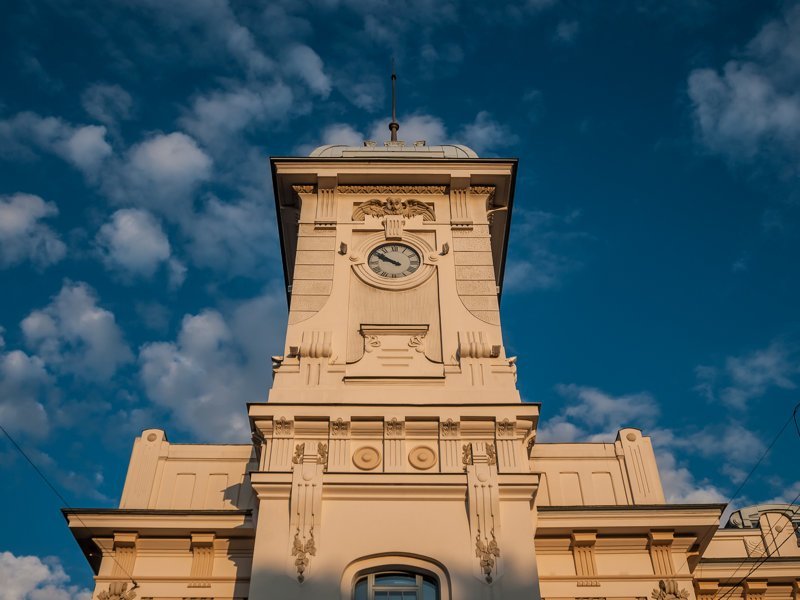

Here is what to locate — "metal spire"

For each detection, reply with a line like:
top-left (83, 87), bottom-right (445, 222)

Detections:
top-left (389, 60), bottom-right (399, 142)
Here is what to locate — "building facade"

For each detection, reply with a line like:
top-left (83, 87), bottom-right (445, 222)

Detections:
top-left (65, 140), bottom-right (800, 600)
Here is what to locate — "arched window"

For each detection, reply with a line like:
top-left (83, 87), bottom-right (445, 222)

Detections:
top-left (353, 570), bottom-right (439, 600)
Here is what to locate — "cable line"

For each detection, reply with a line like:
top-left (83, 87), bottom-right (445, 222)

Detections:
top-left (0, 423), bottom-right (139, 590)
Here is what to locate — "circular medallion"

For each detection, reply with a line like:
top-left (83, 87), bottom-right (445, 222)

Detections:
top-left (353, 446), bottom-right (381, 470)
top-left (408, 446), bottom-right (437, 470)
top-left (146, 432), bottom-right (158, 442)
top-left (626, 432), bottom-right (637, 442)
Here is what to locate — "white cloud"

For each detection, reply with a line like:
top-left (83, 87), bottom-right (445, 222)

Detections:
top-left (695, 341), bottom-right (798, 408)
top-left (283, 44), bottom-right (331, 97)
top-left (128, 0), bottom-right (274, 75)
top-left (369, 113), bottom-right (448, 145)
top-left (687, 5), bottom-right (800, 168)
top-left (184, 196), bottom-right (271, 275)
top-left (138, 289), bottom-right (285, 441)
top-left (0, 112), bottom-right (112, 177)
top-left (547, 383), bottom-right (660, 441)
top-left (21, 282), bottom-right (132, 381)
top-left (0, 194), bottom-right (66, 268)
top-left (81, 83), bottom-right (134, 126)
top-left (0, 551), bottom-right (91, 600)
top-left (321, 123), bottom-right (364, 147)
top-left (0, 346), bottom-right (50, 438)
top-left (96, 208), bottom-right (172, 279)
top-left (456, 111), bottom-right (519, 155)
top-left (179, 82), bottom-right (294, 149)
top-left (656, 451), bottom-right (726, 503)
top-left (104, 132), bottom-right (212, 219)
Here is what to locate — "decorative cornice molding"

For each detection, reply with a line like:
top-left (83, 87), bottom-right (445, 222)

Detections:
top-left (339, 185), bottom-right (446, 194)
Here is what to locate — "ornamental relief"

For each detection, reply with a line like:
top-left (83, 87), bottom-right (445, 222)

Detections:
top-left (352, 197), bottom-right (435, 221)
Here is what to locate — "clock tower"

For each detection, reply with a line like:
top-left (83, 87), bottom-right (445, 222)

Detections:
top-left (247, 139), bottom-right (541, 598)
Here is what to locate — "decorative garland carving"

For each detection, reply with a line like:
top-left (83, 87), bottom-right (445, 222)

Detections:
top-left (292, 185), bottom-right (316, 194)
top-left (352, 197), bottom-right (435, 221)
top-left (292, 444), bottom-right (304, 465)
top-left (475, 530), bottom-right (501, 583)
top-left (652, 580), bottom-right (689, 600)
top-left (292, 528), bottom-right (316, 582)
top-left (339, 185), bottom-right (446, 195)
top-left (385, 417), bottom-right (405, 438)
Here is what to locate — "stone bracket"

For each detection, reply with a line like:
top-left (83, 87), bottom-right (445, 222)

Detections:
top-left (465, 442), bottom-right (502, 583)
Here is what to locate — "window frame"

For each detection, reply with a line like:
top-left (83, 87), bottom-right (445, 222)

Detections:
top-left (353, 569), bottom-right (439, 600)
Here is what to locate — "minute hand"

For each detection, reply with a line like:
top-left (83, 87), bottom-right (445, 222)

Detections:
top-left (377, 253), bottom-right (401, 266)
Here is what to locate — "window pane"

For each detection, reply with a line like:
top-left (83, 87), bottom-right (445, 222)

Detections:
top-left (422, 579), bottom-right (437, 600)
top-left (354, 578), bottom-right (368, 600)
top-left (375, 574), bottom-right (417, 587)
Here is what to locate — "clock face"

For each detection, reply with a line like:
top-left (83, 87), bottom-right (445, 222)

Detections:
top-left (367, 243), bottom-right (421, 278)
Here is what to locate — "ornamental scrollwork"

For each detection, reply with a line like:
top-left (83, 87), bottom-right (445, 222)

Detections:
top-left (352, 197), bottom-right (435, 221)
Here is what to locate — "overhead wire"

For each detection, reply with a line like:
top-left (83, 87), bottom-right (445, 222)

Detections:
top-left (713, 493), bottom-right (800, 600)
top-left (705, 400), bottom-right (800, 600)
top-left (0, 423), bottom-right (139, 590)
top-left (672, 401), bottom-right (800, 578)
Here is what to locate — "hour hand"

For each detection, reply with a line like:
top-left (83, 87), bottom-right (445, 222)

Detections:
top-left (377, 253), bottom-right (401, 266)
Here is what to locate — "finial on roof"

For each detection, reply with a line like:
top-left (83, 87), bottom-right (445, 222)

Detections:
top-left (389, 59), bottom-right (399, 142)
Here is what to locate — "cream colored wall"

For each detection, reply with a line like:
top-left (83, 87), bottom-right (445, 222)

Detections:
top-left (532, 428), bottom-right (665, 506)
top-left (119, 428), bottom-right (256, 510)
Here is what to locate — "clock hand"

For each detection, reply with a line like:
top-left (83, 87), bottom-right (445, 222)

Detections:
top-left (377, 253), bottom-right (401, 266)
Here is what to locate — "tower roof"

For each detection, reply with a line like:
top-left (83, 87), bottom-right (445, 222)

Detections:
top-left (309, 142), bottom-right (479, 159)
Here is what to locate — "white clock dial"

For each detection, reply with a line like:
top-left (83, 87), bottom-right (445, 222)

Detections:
top-left (367, 243), bottom-right (421, 278)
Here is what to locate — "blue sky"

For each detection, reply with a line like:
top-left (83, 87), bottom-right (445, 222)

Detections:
top-left (1, 0), bottom-right (800, 595)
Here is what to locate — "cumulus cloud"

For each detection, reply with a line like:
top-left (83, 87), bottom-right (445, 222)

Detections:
top-left (139, 290), bottom-right (285, 441)
top-left (0, 342), bottom-right (51, 438)
top-left (21, 282), bottom-right (132, 381)
top-left (96, 208), bottom-right (172, 279)
top-left (127, 0), bottom-right (273, 75)
top-left (104, 132), bottom-right (212, 218)
top-left (81, 83), bottom-right (134, 126)
top-left (695, 340), bottom-right (798, 408)
top-left (184, 196), bottom-right (271, 275)
top-left (283, 45), bottom-right (331, 97)
top-left (0, 112), bottom-right (112, 177)
top-left (0, 194), bottom-right (66, 268)
top-left (537, 384), bottom-right (660, 442)
top-left (368, 113), bottom-right (448, 145)
top-left (179, 82), bottom-right (294, 149)
top-left (687, 4), bottom-right (800, 170)
top-left (0, 551), bottom-right (91, 600)
top-left (456, 111), bottom-right (519, 155)
top-left (655, 450), bottom-right (727, 503)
